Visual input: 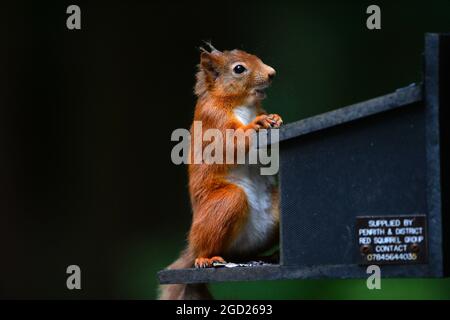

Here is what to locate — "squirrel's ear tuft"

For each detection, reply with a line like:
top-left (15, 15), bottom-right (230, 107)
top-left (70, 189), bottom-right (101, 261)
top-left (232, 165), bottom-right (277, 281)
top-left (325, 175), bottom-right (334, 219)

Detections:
top-left (199, 46), bottom-right (209, 55)
top-left (201, 41), bottom-right (222, 54)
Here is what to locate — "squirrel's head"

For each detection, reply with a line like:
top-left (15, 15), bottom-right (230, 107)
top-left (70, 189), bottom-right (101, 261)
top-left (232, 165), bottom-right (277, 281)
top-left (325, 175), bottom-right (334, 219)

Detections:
top-left (195, 43), bottom-right (276, 104)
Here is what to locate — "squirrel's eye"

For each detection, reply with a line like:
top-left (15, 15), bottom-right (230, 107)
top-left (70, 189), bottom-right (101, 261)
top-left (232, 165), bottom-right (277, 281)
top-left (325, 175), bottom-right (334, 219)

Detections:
top-left (233, 64), bottom-right (247, 74)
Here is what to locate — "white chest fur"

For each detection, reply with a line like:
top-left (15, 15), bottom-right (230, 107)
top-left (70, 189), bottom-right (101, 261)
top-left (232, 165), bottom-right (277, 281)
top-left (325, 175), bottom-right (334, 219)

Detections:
top-left (226, 165), bottom-right (277, 255)
top-left (233, 105), bottom-right (257, 125)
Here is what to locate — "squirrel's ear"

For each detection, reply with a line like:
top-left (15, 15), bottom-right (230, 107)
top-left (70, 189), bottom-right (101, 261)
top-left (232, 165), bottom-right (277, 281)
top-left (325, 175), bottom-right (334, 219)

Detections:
top-left (199, 51), bottom-right (220, 79)
top-left (195, 49), bottom-right (222, 96)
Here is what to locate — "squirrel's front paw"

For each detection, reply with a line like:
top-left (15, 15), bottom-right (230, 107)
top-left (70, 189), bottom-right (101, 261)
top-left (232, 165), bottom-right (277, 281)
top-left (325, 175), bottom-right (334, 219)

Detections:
top-left (267, 114), bottom-right (283, 128)
top-left (251, 114), bottom-right (283, 130)
top-left (195, 256), bottom-right (226, 268)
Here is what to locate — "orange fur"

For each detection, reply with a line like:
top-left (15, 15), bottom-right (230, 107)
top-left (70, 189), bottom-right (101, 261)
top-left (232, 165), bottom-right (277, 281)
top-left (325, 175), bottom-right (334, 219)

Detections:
top-left (159, 46), bottom-right (282, 300)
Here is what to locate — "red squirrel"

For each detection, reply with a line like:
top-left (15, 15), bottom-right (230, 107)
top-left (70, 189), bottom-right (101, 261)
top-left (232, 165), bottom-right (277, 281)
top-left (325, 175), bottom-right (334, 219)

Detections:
top-left (159, 44), bottom-right (282, 300)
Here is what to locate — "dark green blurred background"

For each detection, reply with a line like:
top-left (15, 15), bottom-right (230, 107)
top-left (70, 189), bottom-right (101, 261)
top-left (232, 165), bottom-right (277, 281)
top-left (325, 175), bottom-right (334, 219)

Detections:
top-left (1, 0), bottom-right (449, 299)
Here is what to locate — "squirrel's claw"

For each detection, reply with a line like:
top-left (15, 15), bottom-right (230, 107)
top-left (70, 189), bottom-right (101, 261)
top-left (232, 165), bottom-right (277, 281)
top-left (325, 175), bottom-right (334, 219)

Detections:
top-left (267, 114), bottom-right (283, 128)
top-left (195, 256), bottom-right (226, 268)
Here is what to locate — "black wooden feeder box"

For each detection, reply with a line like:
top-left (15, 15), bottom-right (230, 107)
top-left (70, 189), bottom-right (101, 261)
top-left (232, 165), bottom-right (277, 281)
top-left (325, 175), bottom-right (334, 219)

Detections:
top-left (158, 33), bottom-right (450, 285)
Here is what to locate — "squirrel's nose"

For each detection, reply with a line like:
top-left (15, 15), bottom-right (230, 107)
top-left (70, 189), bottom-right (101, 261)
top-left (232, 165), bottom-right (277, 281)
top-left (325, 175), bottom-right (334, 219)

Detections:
top-left (267, 68), bottom-right (276, 81)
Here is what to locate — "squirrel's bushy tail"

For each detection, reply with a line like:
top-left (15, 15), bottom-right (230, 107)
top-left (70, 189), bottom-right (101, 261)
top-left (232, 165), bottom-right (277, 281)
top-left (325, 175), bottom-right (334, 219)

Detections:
top-left (158, 249), bottom-right (213, 300)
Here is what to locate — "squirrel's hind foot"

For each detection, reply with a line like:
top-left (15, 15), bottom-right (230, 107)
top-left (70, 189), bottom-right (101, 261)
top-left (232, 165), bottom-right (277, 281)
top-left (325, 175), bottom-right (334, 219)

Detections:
top-left (195, 256), bottom-right (226, 268)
